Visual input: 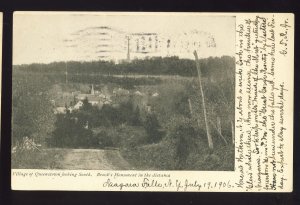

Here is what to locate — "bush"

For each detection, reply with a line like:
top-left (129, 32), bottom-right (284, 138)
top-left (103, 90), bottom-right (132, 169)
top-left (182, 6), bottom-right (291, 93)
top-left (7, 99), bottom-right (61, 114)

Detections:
top-left (93, 125), bottom-right (147, 149)
top-left (143, 113), bottom-right (163, 143)
top-left (164, 116), bottom-right (198, 169)
top-left (49, 114), bottom-right (97, 148)
top-left (121, 141), bottom-right (177, 170)
top-left (120, 114), bottom-right (235, 171)
top-left (12, 74), bottom-right (55, 146)
top-left (96, 130), bottom-right (114, 148)
top-left (116, 126), bottom-right (148, 148)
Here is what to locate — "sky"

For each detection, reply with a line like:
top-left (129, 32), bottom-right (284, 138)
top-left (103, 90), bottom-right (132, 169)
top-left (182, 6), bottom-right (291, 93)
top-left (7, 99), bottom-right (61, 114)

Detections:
top-left (13, 12), bottom-right (235, 65)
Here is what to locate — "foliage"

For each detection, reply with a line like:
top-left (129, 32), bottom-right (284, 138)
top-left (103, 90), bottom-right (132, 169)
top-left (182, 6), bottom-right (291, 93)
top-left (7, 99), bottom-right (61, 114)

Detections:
top-left (118, 101), bottom-right (142, 126)
top-left (49, 113), bottom-right (97, 148)
top-left (149, 81), bottom-right (191, 125)
top-left (92, 125), bottom-right (148, 149)
top-left (164, 116), bottom-right (198, 169)
top-left (12, 55), bottom-right (235, 171)
top-left (69, 75), bottom-right (162, 89)
top-left (143, 113), bottom-right (163, 143)
top-left (95, 130), bottom-right (114, 148)
top-left (121, 141), bottom-right (177, 170)
top-left (14, 56), bottom-right (235, 78)
top-left (48, 98), bottom-right (144, 148)
top-left (114, 126), bottom-right (148, 148)
top-left (12, 74), bottom-right (56, 145)
top-left (122, 115), bottom-right (234, 171)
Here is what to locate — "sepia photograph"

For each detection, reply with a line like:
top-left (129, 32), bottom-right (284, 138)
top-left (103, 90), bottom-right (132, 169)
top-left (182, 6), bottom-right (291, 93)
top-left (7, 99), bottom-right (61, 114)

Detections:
top-left (12, 13), bottom-right (235, 171)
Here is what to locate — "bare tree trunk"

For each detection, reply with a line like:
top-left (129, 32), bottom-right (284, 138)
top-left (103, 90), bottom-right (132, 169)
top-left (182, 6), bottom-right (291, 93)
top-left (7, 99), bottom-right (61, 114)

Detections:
top-left (231, 120), bottom-right (235, 144)
top-left (217, 116), bottom-right (222, 135)
top-left (188, 98), bottom-right (193, 115)
top-left (193, 51), bottom-right (213, 150)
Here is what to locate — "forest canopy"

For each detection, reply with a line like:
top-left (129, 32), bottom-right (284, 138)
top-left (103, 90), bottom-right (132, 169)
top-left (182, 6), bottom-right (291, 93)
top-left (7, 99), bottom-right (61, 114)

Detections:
top-left (14, 56), bottom-right (235, 78)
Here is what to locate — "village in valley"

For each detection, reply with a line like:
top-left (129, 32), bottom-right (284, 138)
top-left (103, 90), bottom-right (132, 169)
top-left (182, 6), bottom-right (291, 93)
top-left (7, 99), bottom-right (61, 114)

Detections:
top-left (52, 84), bottom-right (158, 116)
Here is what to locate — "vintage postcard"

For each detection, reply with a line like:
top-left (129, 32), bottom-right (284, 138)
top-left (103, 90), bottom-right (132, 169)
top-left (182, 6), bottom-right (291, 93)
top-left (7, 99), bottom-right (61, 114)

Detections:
top-left (11, 12), bottom-right (294, 192)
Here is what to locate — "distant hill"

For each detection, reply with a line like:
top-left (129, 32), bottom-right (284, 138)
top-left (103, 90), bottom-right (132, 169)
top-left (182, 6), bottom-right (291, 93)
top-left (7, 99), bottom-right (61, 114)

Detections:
top-left (13, 56), bottom-right (235, 79)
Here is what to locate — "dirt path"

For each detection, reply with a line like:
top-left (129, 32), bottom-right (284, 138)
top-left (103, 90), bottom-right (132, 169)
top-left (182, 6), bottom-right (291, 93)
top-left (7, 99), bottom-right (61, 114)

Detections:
top-left (48, 148), bottom-right (131, 170)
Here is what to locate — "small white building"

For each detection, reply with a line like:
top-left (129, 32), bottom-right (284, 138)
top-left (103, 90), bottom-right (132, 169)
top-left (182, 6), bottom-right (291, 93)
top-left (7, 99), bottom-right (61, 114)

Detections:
top-left (73, 101), bottom-right (84, 110)
top-left (152, 92), bottom-right (159, 97)
top-left (54, 106), bottom-right (67, 114)
top-left (135, 91), bottom-right (145, 96)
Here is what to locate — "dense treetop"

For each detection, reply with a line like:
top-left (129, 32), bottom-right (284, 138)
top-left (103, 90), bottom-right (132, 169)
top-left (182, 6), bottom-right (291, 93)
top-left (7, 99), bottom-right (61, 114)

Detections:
top-left (14, 56), bottom-right (235, 78)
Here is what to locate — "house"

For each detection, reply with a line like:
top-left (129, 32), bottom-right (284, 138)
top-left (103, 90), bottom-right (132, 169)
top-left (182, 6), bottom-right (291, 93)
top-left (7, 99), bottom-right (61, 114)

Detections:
top-left (152, 92), bottom-right (159, 97)
top-left (73, 101), bottom-right (84, 110)
top-left (113, 88), bottom-right (130, 96)
top-left (53, 85), bottom-right (113, 113)
top-left (75, 84), bottom-right (112, 104)
top-left (135, 91), bottom-right (145, 96)
top-left (72, 95), bottom-right (112, 111)
top-left (54, 106), bottom-right (67, 114)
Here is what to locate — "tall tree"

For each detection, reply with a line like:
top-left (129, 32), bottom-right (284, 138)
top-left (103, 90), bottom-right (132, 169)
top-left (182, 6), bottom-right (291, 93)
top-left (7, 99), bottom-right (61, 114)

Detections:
top-left (193, 51), bottom-right (213, 150)
top-left (12, 74), bottom-right (55, 145)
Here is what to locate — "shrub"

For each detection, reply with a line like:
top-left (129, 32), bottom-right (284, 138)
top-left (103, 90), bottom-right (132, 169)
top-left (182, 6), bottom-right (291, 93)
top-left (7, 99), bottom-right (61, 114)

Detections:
top-left (164, 116), bottom-right (198, 169)
top-left (143, 113), bottom-right (163, 143)
top-left (121, 141), bottom-right (177, 170)
top-left (116, 126), bottom-right (148, 148)
top-left (49, 113), bottom-right (97, 148)
top-left (96, 130), bottom-right (114, 148)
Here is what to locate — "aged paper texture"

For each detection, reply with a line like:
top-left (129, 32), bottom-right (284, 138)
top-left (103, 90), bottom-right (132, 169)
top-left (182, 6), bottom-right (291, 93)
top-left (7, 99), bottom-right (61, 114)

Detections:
top-left (11, 12), bottom-right (294, 192)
